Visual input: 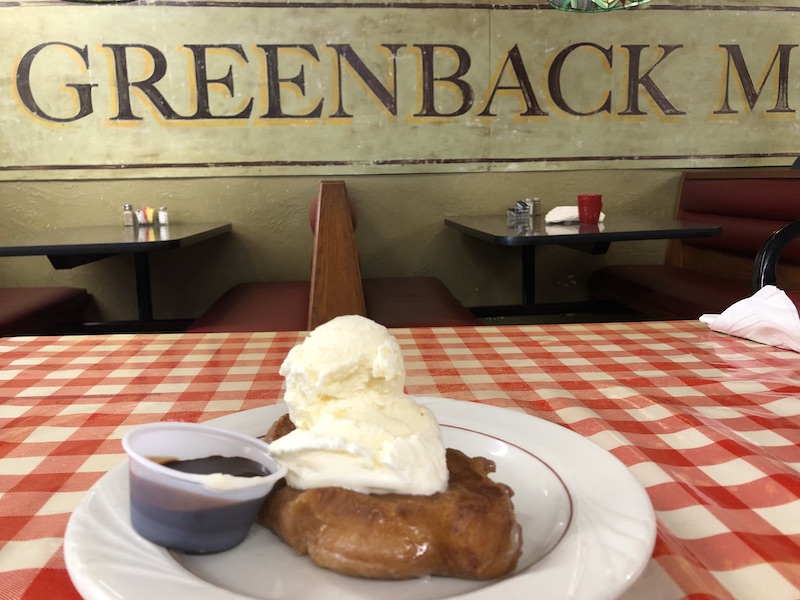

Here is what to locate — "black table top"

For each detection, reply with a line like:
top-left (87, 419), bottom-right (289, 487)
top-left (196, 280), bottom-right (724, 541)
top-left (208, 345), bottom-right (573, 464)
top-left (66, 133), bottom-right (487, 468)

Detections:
top-left (444, 214), bottom-right (721, 247)
top-left (0, 222), bottom-right (232, 257)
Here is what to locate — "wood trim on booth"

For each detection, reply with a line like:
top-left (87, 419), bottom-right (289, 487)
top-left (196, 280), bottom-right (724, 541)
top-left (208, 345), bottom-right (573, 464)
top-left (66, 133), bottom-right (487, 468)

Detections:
top-left (307, 180), bottom-right (367, 329)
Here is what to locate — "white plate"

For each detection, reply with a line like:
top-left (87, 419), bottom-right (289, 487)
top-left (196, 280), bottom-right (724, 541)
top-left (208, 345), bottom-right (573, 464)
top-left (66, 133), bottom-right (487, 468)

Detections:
top-left (65, 398), bottom-right (655, 600)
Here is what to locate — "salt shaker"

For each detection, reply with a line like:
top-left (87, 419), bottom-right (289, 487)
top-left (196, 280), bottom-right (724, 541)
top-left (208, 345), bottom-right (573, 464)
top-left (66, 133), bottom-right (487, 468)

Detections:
top-left (524, 197), bottom-right (542, 216)
top-left (158, 207), bottom-right (169, 226)
top-left (123, 204), bottom-right (134, 227)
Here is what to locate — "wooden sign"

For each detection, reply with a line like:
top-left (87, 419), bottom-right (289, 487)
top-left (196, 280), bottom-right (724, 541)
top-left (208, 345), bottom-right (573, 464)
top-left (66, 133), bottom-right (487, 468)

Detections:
top-left (2, 0), bottom-right (799, 179)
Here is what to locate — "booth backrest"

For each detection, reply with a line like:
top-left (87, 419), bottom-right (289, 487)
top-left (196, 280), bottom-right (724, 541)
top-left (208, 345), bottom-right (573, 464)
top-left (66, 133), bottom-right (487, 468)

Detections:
top-left (667, 169), bottom-right (800, 288)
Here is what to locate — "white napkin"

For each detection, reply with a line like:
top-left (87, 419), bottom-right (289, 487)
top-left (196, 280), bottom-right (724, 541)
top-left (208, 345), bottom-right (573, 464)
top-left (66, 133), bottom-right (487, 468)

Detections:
top-left (544, 206), bottom-right (606, 224)
top-left (699, 285), bottom-right (800, 353)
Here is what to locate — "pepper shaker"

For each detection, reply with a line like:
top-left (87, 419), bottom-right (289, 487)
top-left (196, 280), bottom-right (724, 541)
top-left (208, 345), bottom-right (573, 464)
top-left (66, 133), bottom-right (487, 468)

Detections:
top-left (158, 206), bottom-right (169, 226)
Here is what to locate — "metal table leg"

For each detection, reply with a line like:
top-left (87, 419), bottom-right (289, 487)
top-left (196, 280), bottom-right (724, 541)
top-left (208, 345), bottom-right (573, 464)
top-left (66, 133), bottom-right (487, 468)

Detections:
top-left (133, 252), bottom-right (154, 322)
top-left (520, 246), bottom-right (536, 308)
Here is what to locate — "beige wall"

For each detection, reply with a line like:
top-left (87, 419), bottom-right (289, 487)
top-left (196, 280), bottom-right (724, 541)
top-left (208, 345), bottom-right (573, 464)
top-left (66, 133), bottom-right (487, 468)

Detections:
top-left (0, 169), bottom-right (683, 321)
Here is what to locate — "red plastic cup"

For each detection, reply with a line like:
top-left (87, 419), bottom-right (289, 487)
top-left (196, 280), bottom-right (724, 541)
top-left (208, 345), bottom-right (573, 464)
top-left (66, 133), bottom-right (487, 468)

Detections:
top-left (578, 194), bottom-right (603, 225)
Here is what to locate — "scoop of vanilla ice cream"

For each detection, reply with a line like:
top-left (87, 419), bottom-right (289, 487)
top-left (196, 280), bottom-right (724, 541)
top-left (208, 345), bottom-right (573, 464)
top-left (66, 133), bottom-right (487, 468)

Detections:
top-left (269, 315), bottom-right (448, 495)
top-left (278, 314), bottom-right (406, 427)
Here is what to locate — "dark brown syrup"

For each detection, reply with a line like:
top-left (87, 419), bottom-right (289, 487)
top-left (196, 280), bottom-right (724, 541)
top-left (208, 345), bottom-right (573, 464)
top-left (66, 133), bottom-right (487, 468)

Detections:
top-left (152, 455), bottom-right (271, 477)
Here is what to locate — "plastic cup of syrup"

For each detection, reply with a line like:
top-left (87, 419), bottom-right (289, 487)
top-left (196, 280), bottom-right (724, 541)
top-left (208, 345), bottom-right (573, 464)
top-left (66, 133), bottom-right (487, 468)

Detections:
top-left (122, 422), bottom-right (287, 554)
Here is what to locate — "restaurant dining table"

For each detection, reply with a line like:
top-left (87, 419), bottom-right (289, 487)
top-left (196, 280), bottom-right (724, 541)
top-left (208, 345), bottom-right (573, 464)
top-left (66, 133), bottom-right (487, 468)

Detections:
top-left (444, 214), bottom-right (722, 318)
top-left (1, 320), bottom-right (798, 599)
top-left (0, 222), bottom-right (232, 331)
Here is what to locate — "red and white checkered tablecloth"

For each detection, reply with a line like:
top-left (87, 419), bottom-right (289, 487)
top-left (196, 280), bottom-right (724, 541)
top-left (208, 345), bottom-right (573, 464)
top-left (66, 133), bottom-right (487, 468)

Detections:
top-left (1, 321), bottom-right (798, 599)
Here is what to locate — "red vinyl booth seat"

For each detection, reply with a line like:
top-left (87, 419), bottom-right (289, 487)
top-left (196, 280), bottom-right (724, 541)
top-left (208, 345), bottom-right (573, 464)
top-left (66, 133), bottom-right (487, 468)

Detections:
top-left (187, 276), bottom-right (478, 333)
top-left (0, 286), bottom-right (89, 336)
top-left (589, 170), bottom-right (800, 320)
top-left (362, 277), bottom-right (479, 328)
top-left (186, 281), bottom-right (310, 333)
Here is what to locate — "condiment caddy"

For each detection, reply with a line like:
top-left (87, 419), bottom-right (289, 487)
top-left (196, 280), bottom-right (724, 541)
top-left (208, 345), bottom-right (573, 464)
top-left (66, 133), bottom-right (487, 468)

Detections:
top-left (122, 205), bottom-right (169, 227)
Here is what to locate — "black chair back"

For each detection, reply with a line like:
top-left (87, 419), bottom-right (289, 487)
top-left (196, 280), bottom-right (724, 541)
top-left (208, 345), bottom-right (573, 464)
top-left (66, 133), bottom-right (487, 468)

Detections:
top-left (752, 220), bottom-right (800, 291)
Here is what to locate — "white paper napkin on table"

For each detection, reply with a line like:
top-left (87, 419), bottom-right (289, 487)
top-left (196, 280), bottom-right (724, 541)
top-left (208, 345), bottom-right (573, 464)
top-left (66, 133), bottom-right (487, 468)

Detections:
top-left (544, 206), bottom-right (606, 224)
top-left (699, 285), bottom-right (800, 352)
